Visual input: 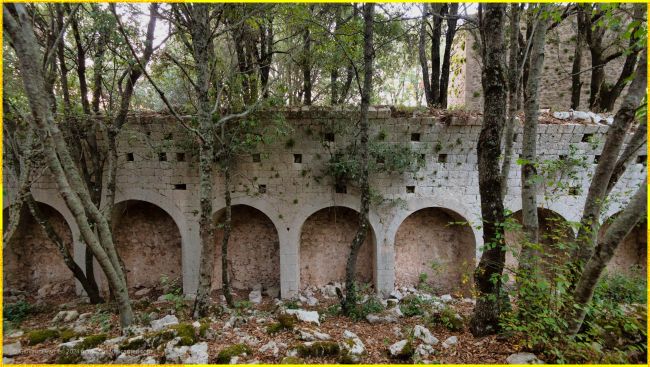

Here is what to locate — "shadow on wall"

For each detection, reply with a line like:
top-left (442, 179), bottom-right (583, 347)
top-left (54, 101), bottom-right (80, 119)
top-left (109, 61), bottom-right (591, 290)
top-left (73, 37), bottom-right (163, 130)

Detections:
top-left (600, 216), bottom-right (647, 276)
top-left (101, 200), bottom-right (183, 293)
top-left (300, 206), bottom-right (375, 290)
top-left (394, 207), bottom-right (475, 296)
top-left (3, 204), bottom-right (75, 296)
top-left (211, 205), bottom-right (280, 292)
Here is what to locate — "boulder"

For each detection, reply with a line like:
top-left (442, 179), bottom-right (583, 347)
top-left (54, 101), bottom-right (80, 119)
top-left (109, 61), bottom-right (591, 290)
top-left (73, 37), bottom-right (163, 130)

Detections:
top-left (80, 347), bottom-right (110, 364)
top-left (141, 356), bottom-right (158, 364)
top-left (150, 314), bottom-right (179, 331)
top-left (440, 294), bottom-right (453, 303)
top-left (115, 352), bottom-right (142, 364)
top-left (52, 310), bottom-right (79, 323)
top-left (249, 290), bottom-right (262, 304)
top-left (134, 288), bottom-right (151, 297)
top-left (340, 330), bottom-right (365, 356)
top-left (264, 287), bottom-right (280, 299)
top-left (506, 352), bottom-right (544, 364)
top-left (442, 336), bottom-right (458, 348)
top-left (413, 325), bottom-right (438, 345)
top-left (165, 339), bottom-right (209, 364)
top-left (285, 309), bottom-right (320, 325)
top-left (366, 313), bottom-right (397, 324)
top-left (305, 296), bottom-right (319, 306)
top-left (3, 342), bottom-right (21, 357)
top-left (390, 290), bottom-right (404, 301)
top-left (259, 341), bottom-right (280, 357)
top-left (415, 343), bottom-right (435, 357)
top-left (389, 339), bottom-right (413, 359)
top-left (7, 330), bottom-right (23, 338)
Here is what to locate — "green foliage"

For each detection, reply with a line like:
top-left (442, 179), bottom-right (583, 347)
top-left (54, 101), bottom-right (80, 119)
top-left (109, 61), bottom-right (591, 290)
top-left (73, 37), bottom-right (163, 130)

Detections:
top-left (171, 323), bottom-right (197, 346)
top-left (280, 356), bottom-right (305, 364)
top-left (592, 268), bottom-right (647, 305)
top-left (59, 328), bottom-right (77, 342)
top-left (27, 329), bottom-right (59, 345)
top-left (77, 334), bottom-right (107, 349)
top-left (400, 295), bottom-right (426, 317)
top-left (347, 296), bottom-right (385, 321)
top-left (3, 300), bottom-right (32, 323)
top-left (216, 344), bottom-right (252, 363)
top-left (284, 299), bottom-right (301, 310)
top-left (57, 347), bottom-right (82, 364)
top-left (428, 305), bottom-right (464, 331)
top-left (90, 310), bottom-right (112, 333)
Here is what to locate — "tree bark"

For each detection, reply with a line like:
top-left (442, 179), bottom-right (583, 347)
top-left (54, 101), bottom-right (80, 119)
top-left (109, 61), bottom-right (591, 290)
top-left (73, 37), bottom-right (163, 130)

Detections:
top-left (342, 3), bottom-right (374, 315)
top-left (567, 180), bottom-right (647, 335)
top-left (429, 4), bottom-right (444, 106)
top-left (520, 8), bottom-right (549, 268)
top-left (220, 157), bottom-right (234, 307)
top-left (573, 49), bottom-right (646, 272)
top-left (439, 3), bottom-right (458, 108)
top-left (469, 3), bottom-right (509, 337)
top-left (570, 6), bottom-right (586, 110)
top-left (418, 6), bottom-right (433, 107)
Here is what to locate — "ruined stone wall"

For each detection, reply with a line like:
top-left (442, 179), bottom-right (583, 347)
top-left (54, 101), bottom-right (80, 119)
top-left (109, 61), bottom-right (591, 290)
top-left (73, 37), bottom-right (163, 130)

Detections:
top-left (602, 219), bottom-right (647, 276)
top-left (459, 15), bottom-right (628, 111)
top-left (3, 108), bottom-right (645, 298)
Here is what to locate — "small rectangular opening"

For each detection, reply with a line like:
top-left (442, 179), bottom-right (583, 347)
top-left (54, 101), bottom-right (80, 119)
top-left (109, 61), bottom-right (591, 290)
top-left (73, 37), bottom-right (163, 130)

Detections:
top-left (258, 184), bottom-right (267, 194)
top-left (438, 154), bottom-right (447, 163)
top-left (594, 155), bottom-right (600, 164)
top-left (406, 186), bottom-right (415, 193)
top-left (581, 133), bottom-right (593, 143)
top-left (411, 133), bottom-right (421, 142)
top-left (637, 155), bottom-right (647, 165)
top-left (174, 184), bottom-right (186, 190)
top-left (126, 153), bottom-right (134, 162)
top-left (164, 133), bottom-right (173, 140)
top-left (176, 152), bottom-right (185, 162)
top-left (420, 154), bottom-right (426, 161)
top-left (335, 184), bottom-right (347, 194)
top-left (252, 153), bottom-right (261, 163)
top-left (159, 152), bottom-right (167, 161)
top-left (377, 156), bottom-right (385, 164)
top-left (293, 154), bottom-right (302, 163)
top-left (324, 132), bottom-right (335, 142)
top-left (513, 133), bottom-right (518, 142)
top-left (559, 154), bottom-right (567, 161)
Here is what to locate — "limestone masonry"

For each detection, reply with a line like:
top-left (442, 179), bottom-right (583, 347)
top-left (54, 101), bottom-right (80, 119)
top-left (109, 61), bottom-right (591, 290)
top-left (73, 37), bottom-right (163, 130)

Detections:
top-left (3, 108), bottom-right (647, 299)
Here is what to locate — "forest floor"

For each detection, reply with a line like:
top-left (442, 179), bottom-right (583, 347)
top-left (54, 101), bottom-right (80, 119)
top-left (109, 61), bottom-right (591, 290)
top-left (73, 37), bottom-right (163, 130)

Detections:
top-left (3, 288), bottom-right (525, 364)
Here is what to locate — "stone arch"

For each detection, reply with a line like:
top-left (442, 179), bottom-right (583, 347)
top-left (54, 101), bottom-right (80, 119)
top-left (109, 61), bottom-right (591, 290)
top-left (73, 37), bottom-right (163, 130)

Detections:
top-left (3, 202), bottom-right (76, 296)
top-left (211, 204), bottom-right (281, 292)
top-left (599, 214), bottom-right (647, 276)
top-left (504, 208), bottom-right (574, 275)
top-left (109, 199), bottom-right (183, 291)
top-left (393, 207), bottom-right (476, 295)
top-left (299, 205), bottom-right (377, 289)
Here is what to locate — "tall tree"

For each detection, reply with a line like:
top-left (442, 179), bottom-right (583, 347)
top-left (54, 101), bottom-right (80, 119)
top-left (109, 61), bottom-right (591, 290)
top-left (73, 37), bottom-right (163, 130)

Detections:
top-left (469, 3), bottom-right (509, 337)
top-left (342, 2), bottom-right (374, 315)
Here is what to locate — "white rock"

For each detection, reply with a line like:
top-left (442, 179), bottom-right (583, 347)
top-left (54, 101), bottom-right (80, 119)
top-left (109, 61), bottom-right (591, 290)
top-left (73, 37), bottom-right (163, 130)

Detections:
top-left (134, 288), bottom-right (151, 297)
top-left (285, 309), bottom-right (320, 325)
top-left (366, 313), bottom-right (398, 324)
top-left (7, 330), bottom-right (23, 338)
top-left (239, 334), bottom-right (260, 346)
top-left (249, 290), bottom-right (262, 304)
top-left (306, 296), bottom-right (319, 306)
top-left (265, 287), bottom-right (280, 299)
top-left (141, 356), bottom-right (158, 364)
top-left (390, 290), bottom-right (403, 300)
top-left (229, 356), bottom-right (240, 364)
top-left (252, 283), bottom-right (263, 292)
top-left (552, 111), bottom-right (571, 120)
top-left (442, 336), bottom-right (458, 348)
top-left (341, 330), bottom-right (365, 356)
top-left (260, 341), bottom-right (279, 357)
top-left (150, 314), bottom-right (179, 331)
top-left (413, 325), bottom-right (439, 345)
top-left (321, 284), bottom-right (338, 298)
top-left (115, 352), bottom-right (142, 364)
top-left (389, 340), bottom-right (409, 357)
top-left (572, 111), bottom-right (591, 120)
top-left (52, 310), bottom-right (79, 323)
top-left (59, 339), bottom-right (84, 349)
top-left (185, 342), bottom-right (209, 364)
top-left (81, 347), bottom-right (110, 364)
top-left (440, 294), bottom-right (453, 303)
top-left (3, 357), bottom-right (14, 364)
top-left (416, 343), bottom-right (435, 357)
top-left (506, 352), bottom-right (544, 364)
top-left (3, 342), bottom-right (21, 357)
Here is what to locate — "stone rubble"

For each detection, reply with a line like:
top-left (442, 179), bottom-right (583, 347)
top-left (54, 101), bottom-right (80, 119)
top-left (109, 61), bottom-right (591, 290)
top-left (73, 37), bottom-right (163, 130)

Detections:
top-left (150, 314), bottom-right (179, 331)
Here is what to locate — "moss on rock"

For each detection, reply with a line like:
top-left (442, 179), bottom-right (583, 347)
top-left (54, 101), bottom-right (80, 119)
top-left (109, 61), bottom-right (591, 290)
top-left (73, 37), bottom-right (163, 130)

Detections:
top-left (281, 356), bottom-right (305, 364)
top-left (77, 334), bottom-right (107, 350)
top-left (171, 323), bottom-right (197, 346)
top-left (27, 329), bottom-right (59, 345)
top-left (216, 343), bottom-right (252, 363)
top-left (58, 329), bottom-right (77, 342)
top-left (295, 341), bottom-right (341, 357)
top-left (119, 336), bottom-right (147, 350)
top-left (56, 347), bottom-right (82, 364)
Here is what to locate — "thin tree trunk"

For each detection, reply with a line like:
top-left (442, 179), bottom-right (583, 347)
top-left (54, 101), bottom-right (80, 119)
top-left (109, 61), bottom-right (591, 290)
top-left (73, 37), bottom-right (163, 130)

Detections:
top-left (418, 7), bottom-right (433, 107)
top-left (439, 3), bottom-right (458, 108)
top-left (605, 123), bottom-right (647, 196)
top-left (470, 3), bottom-right (508, 337)
top-left (302, 17), bottom-right (312, 105)
top-left (573, 49), bottom-right (647, 272)
top-left (570, 7), bottom-right (585, 110)
top-left (500, 3), bottom-right (520, 200)
top-left (342, 3), bottom-right (374, 315)
top-left (567, 180), bottom-right (646, 335)
top-left (221, 157), bottom-right (234, 307)
top-left (520, 9), bottom-right (549, 268)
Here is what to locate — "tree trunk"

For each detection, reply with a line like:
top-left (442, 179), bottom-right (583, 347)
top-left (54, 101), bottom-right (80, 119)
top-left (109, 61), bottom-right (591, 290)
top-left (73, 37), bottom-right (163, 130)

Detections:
top-left (439, 3), bottom-right (458, 108)
top-left (606, 123), bottom-right (647, 196)
top-left (567, 180), bottom-right (646, 335)
top-left (520, 9), bottom-right (549, 268)
top-left (570, 7), bottom-right (586, 110)
top-left (469, 3), bottom-right (508, 337)
top-left (302, 19), bottom-right (312, 105)
top-left (418, 7), bottom-right (433, 107)
top-left (221, 157), bottom-right (234, 307)
top-left (573, 49), bottom-right (646, 272)
top-left (500, 3), bottom-right (520, 200)
top-left (342, 3), bottom-right (374, 315)
top-left (429, 4), bottom-right (444, 106)
top-left (4, 4), bottom-right (133, 327)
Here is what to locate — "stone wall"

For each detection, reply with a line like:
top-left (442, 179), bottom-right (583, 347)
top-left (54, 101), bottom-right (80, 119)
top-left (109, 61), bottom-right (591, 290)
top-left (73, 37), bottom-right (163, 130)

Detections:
top-left (3, 108), bottom-right (646, 298)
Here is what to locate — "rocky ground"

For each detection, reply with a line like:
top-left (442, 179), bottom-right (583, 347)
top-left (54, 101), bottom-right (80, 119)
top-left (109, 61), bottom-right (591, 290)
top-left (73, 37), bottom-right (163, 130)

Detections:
top-left (2, 285), bottom-right (537, 364)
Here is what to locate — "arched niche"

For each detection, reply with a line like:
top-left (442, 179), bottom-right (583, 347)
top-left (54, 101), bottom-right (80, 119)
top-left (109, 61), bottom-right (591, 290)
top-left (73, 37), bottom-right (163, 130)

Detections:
top-left (3, 204), bottom-right (75, 295)
top-left (600, 216), bottom-right (646, 276)
top-left (504, 208), bottom-right (574, 275)
top-left (394, 207), bottom-right (475, 295)
top-left (211, 205), bottom-right (280, 292)
top-left (109, 200), bottom-right (183, 291)
top-left (299, 206), bottom-right (375, 289)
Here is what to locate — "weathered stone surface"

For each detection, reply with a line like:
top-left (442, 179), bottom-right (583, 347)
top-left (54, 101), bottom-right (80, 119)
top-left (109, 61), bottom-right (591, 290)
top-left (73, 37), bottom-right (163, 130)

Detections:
top-left (285, 309), bottom-right (319, 325)
top-left (134, 288), bottom-right (151, 297)
top-left (52, 310), bottom-right (79, 323)
top-left (506, 352), bottom-right (544, 364)
top-left (150, 314), bottom-right (179, 331)
top-left (413, 325), bottom-right (438, 345)
top-left (165, 340), bottom-right (209, 364)
top-left (442, 336), bottom-right (458, 348)
top-left (3, 342), bottom-right (21, 357)
top-left (81, 348), bottom-right (110, 364)
top-left (389, 340), bottom-right (411, 358)
top-left (115, 352), bottom-right (143, 364)
top-left (249, 290), bottom-right (262, 304)
top-left (415, 343), bottom-right (435, 357)
top-left (340, 330), bottom-right (365, 356)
